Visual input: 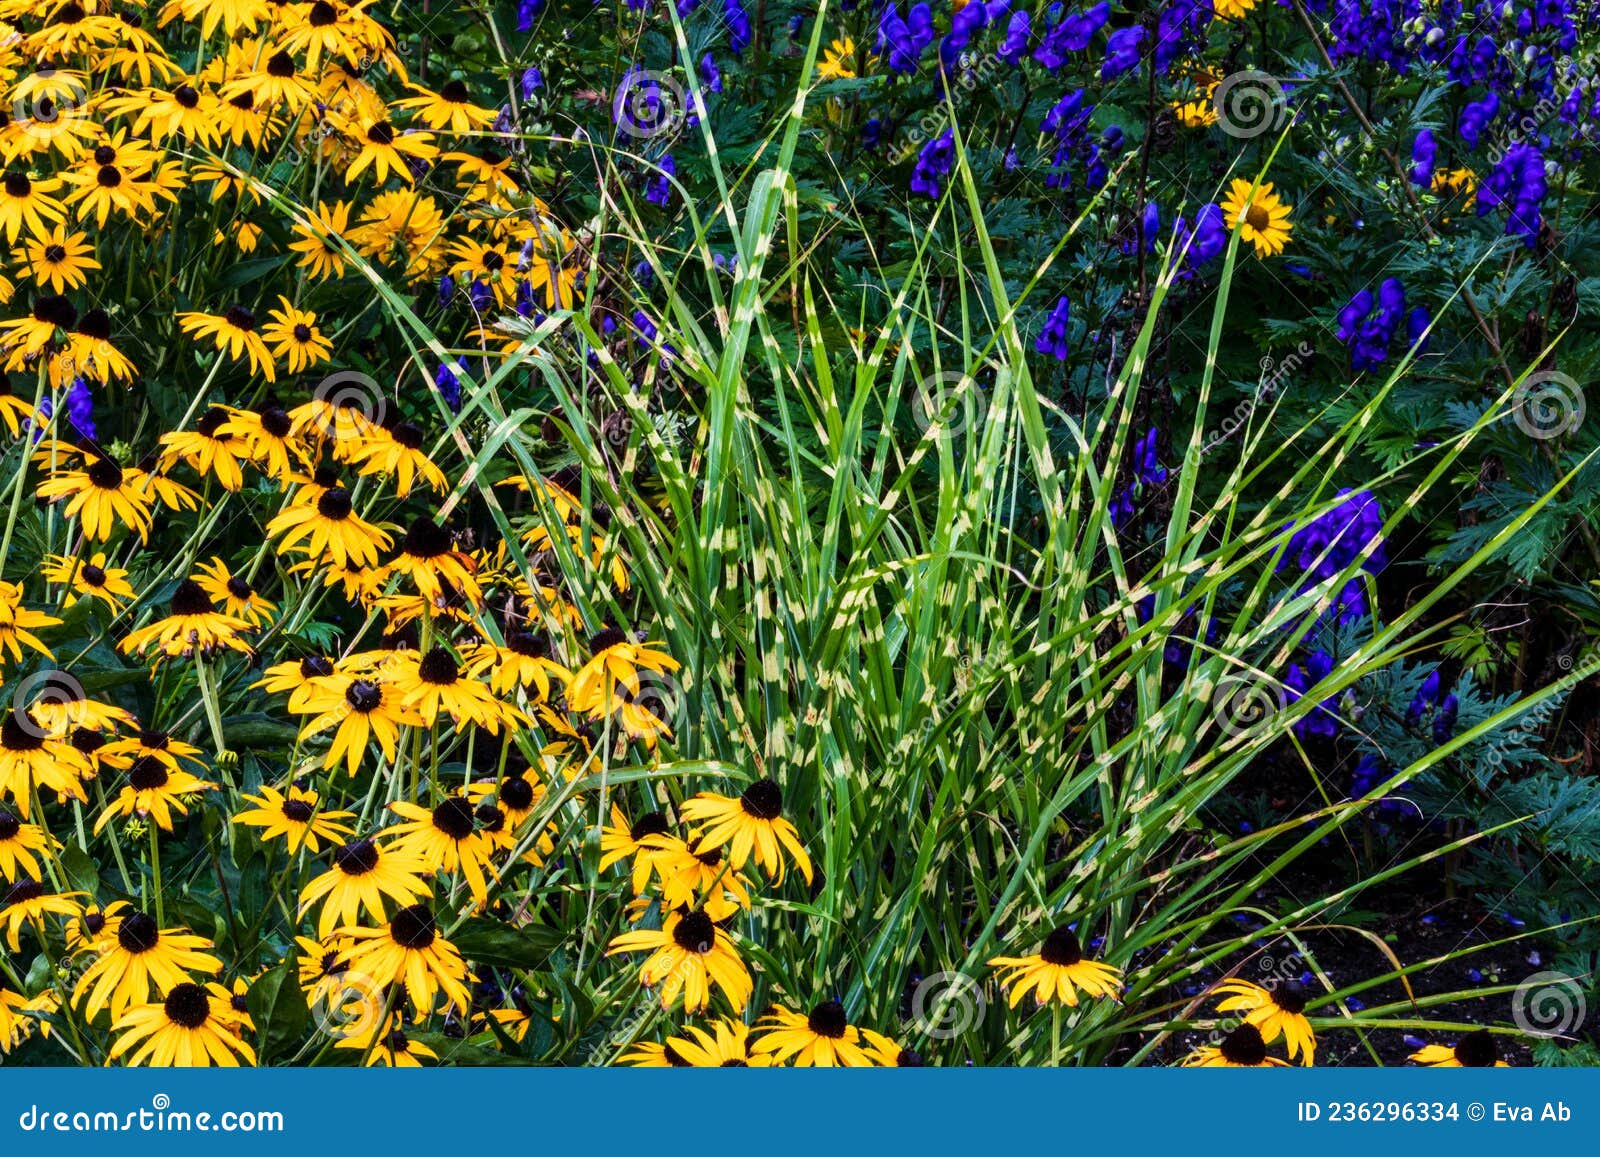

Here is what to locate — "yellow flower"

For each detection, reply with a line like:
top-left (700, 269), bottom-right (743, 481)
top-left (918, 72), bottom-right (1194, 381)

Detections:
top-left (987, 924), bottom-right (1123, 1007)
top-left (1181, 1022), bottom-right (1292, 1067)
top-left (1213, 978), bottom-right (1316, 1065)
top-left (1220, 177), bottom-right (1294, 258)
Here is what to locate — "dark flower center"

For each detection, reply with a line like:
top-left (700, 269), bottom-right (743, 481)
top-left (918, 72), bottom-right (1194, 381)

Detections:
top-left (630, 811), bottom-right (670, 841)
top-left (0, 812), bottom-right (18, 840)
top-left (4, 878), bottom-right (45, 906)
top-left (141, 729), bottom-right (170, 749)
top-left (1219, 1023), bottom-right (1269, 1065)
top-left (292, 323), bottom-right (311, 342)
top-left (344, 679), bottom-right (382, 713)
top-left (260, 406), bottom-right (292, 438)
top-left (281, 798), bottom-right (315, 823)
top-left (87, 457), bottom-right (124, 489)
top-left (230, 92), bottom-right (255, 110)
top-left (1245, 204), bottom-right (1271, 231)
top-left (92, 145), bottom-right (115, 165)
top-left (0, 712), bottom-right (44, 752)
top-left (807, 1000), bottom-right (848, 1039)
top-left (43, 244), bottom-right (66, 263)
top-left (432, 797), bottom-right (475, 840)
top-left (81, 563), bottom-right (107, 586)
top-left (417, 647), bottom-right (460, 686)
top-left (224, 305), bottom-right (255, 331)
top-left (588, 628), bottom-right (627, 653)
top-left (267, 51), bottom-right (295, 78)
top-left (96, 165), bottom-right (122, 188)
top-left (740, 779), bottom-right (783, 820)
top-left (1456, 1030), bottom-right (1499, 1067)
top-left (390, 420), bottom-right (423, 449)
top-left (232, 992), bottom-right (250, 1012)
top-left (440, 80), bottom-right (470, 103)
top-left (169, 579), bottom-right (215, 617)
top-left (1039, 926), bottom-right (1083, 967)
top-left (83, 911), bottom-right (106, 935)
top-left (117, 911), bottom-right (160, 953)
top-left (226, 577), bottom-right (253, 600)
top-left (499, 775), bottom-right (534, 811)
top-left (310, 0), bottom-right (336, 25)
top-left (128, 756), bottom-right (169, 791)
top-left (402, 517), bottom-right (451, 559)
top-left (3, 172), bottom-right (30, 196)
top-left (317, 488), bottom-right (353, 520)
top-left (333, 838), bottom-right (380, 876)
top-left (1271, 980), bottom-right (1307, 1015)
top-left (482, 251), bottom-right (505, 273)
top-left (672, 910), bottom-right (716, 953)
top-left (505, 631), bottom-right (550, 659)
top-left (367, 121), bottom-right (396, 146)
top-left (71, 727), bottom-right (105, 754)
top-left (389, 904), bottom-right (437, 950)
top-left (897, 1048), bottom-right (925, 1066)
top-left (76, 308), bottom-right (110, 340)
top-left (300, 655), bottom-right (335, 679)
top-left (663, 1042), bottom-right (690, 1067)
top-left (163, 983), bottom-right (211, 1029)
top-left (174, 85), bottom-right (199, 109)
top-left (474, 804), bottom-right (505, 833)
top-left (197, 407), bottom-right (231, 439)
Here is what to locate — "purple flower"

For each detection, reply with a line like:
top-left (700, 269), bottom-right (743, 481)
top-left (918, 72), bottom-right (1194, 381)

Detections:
top-left (997, 10), bottom-right (1031, 64)
top-left (878, 2), bottom-right (935, 73)
top-left (699, 53), bottom-right (722, 94)
top-left (645, 154), bottom-right (675, 206)
top-left (1410, 129), bottom-right (1436, 185)
top-left (516, 0), bottom-right (541, 31)
top-left (1285, 649), bottom-right (1340, 739)
top-left (1034, 295), bottom-right (1071, 361)
top-left (1458, 91), bottom-right (1499, 150)
top-left (438, 273), bottom-right (455, 307)
top-left (521, 67), bottom-right (544, 99)
top-left (1101, 25), bottom-right (1143, 79)
top-left (725, 0), bottom-right (751, 55)
top-left (910, 130), bottom-right (955, 198)
top-left (434, 357), bottom-right (466, 412)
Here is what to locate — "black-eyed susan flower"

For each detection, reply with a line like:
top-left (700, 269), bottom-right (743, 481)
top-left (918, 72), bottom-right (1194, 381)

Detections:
top-left (1221, 178), bottom-right (1294, 258)
top-left (1214, 978), bottom-right (1316, 1065)
top-left (42, 551), bottom-right (135, 609)
top-left (987, 925), bottom-right (1124, 1007)
top-left (382, 797), bottom-right (499, 905)
top-left (752, 1000), bottom-right (875, 1067)
top-left (99, 729), bottom-right (207, 776)
top-left (606, 908), bottom-right (752, 1013)
top-left (0, 171), bottom-right (67, 242)
top-left (299, 838), bottom-right (431, 939)
top-left (233, 784), bottom-right (354, 854)
top-left (337, 904), bottom-right (472, 1015)
top-left (393, 80), bottom-right (498, 132)
top-left (1181, 1022), bottom-right (1291, 1067)
top-left (389, 646), bottom-right (522, 734)
top-left (385, 516), bottom-right (479, 602)
top-left (110, 982), bottom-right (255, 1067)
top-left (618, 1039), bottom-right (693, 1067)
top-left (119, 579), bottom-right (255, 659)
top-left (287, 199), bottom-right (352, 282)
top-left (462, 630), bottom-right (570, 702)
top-left (0, 581), bottom-right (62, 663)
top-left (254, 654), bottom-right (341, 711)
top-left (74, 910), bottom-right (223, 1020)
top-left (261, 296), bottom-right (332, 373)
top-left (341, 116), bottom-right (438, 184)
top-left (599, 806), bottom-right (672, 893)
top-left (0, 810), bottom-right (55, 882)
top-left (157, 406), bottom-right (251, 491)
top-left (192, 557), bottom-right (276, 626)
top-left (266, 485), bottom-right (392, 569)
top-left (218, 404), bottom-right (306, 482)
top-left (680, 779), bottom-right (813, 885)
top-left (860, 1028), bottom-right (924, 1067)
top-left (157, 0), bottom-right (273, 39)
top-left (16, 225), bottom-right (98, 293)
top-left (35, 452), bottom-right (156, 541)
top-left (92, 755), bottom-right (217, 834)
top-left (0, 879), bottom-right (83, 951)
top-left (177, 306), bottom-right (276, 380)
top-left (0, 710), bottom-right (91, 816)
top-left (1410, 1030), bottom-right (1509, 1067)
top-left (65, 901), bottom-right (123, 953)
top-left (18, 670), bottom-right (135, 734)
top-left (297, 674), bottom-right (422, 776)
top-left (642, 833), bottom-right (752, 919)
top-left (667, 1017), bottom-right (773, 1066)
top-left (566, 628), bottom-right (679, 716)
top-left (334, 1022), bottom-right (438, 1067)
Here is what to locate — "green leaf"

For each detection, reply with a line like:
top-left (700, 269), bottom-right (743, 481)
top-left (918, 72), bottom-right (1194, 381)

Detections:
top-left (450, 918), bottom-right (563, 970)
top-left (246, 959), bottom-right (309, 1065)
